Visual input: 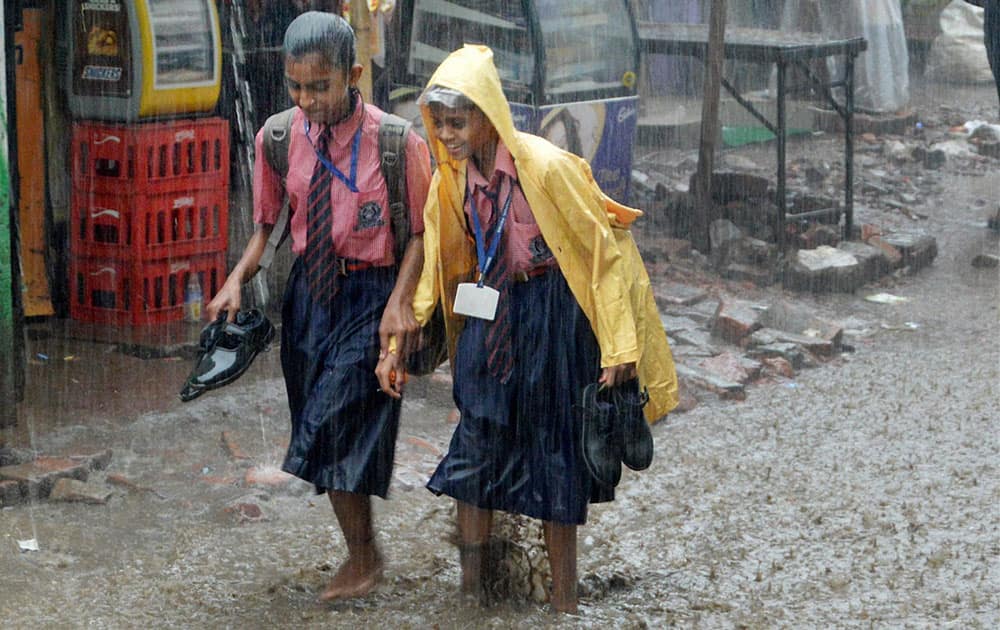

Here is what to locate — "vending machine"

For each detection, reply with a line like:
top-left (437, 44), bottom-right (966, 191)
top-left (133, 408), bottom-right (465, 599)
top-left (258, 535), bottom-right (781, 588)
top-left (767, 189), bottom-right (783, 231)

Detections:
top-left (66, 0), bottom-right (222, 121)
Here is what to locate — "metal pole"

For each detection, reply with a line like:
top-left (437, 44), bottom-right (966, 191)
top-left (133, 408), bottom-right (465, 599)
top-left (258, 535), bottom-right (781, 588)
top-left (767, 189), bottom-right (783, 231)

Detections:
top-left (844, 54), bottom-right (855, 240)
top-left (776, 60), bottom-right (786, 250)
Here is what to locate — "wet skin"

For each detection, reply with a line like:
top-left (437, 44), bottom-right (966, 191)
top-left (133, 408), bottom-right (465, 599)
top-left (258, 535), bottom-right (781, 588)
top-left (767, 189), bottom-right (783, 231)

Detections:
top-left (427, 104), bottom-right (499, 175)
top-left (284, 52), bottom-right (363, 127)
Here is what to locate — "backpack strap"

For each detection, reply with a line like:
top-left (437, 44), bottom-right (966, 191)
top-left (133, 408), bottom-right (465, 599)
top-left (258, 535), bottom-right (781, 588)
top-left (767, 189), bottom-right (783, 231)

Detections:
top-left (258, 109), bottom-right (414, 271)
top-left (258, 107), bottom-right (296, 270)
top-left (378, 113), bottom-right (413, 265)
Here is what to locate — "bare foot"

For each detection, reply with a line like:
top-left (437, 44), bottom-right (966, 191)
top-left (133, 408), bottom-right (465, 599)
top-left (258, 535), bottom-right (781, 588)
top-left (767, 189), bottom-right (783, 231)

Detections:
top-left (317, 553), bottom-right (384, 602)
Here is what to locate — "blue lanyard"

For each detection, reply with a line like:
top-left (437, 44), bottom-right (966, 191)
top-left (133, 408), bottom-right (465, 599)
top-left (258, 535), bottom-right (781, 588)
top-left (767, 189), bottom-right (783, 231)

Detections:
top-left (468, 176), bottom-right (513, 286)
top-left (304, 119), bottom-right (361, 193)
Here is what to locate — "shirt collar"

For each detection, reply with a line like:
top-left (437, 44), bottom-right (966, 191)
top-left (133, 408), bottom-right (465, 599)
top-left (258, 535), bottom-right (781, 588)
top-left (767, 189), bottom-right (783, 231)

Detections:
top-left (311, 91), bottom-right (364, 149)
top-left (467, 141), bottom-right (517, 192)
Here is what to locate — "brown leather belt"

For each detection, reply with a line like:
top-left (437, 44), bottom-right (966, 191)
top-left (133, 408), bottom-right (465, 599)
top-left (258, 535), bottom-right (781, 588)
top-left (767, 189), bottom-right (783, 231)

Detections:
top-left (337, 259), bottom-right (379, 275)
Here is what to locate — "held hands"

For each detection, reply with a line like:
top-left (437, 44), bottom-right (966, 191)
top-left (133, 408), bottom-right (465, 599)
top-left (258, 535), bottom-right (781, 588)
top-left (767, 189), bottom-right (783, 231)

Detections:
top-left (375, 298), bottom-right (421, 399)
top-left (375, 341), bottom-right (406, 399)
top-left (599, 361), bottom-right (637, 389)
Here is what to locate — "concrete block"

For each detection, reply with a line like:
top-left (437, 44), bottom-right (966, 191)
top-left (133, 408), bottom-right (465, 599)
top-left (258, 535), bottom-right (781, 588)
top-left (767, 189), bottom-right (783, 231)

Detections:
top-left (866, 235), bottom-right (904, 268)
top-left (881, 232), bottom-right (937, 273)
top-left (838, 241), bottom-right (892, 283)
top-left (783, 246), bottom-right (863, 293)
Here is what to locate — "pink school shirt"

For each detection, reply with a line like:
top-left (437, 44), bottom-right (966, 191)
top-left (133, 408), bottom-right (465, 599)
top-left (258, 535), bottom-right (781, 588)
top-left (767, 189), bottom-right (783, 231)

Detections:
top-left (465, 142), bottom-right (558, 275)
top-left (254, 97), bottom-right (431, 264)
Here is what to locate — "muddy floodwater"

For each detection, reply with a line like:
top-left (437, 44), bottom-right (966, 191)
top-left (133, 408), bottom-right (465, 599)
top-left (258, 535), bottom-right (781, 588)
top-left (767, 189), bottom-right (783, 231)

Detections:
top-left (3, 86), bottom-right (999, 627)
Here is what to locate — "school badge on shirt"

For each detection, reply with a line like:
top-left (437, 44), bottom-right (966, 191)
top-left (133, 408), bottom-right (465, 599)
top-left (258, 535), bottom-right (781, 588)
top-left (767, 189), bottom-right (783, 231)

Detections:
top-left (355, 201), bottom-right (385, 230)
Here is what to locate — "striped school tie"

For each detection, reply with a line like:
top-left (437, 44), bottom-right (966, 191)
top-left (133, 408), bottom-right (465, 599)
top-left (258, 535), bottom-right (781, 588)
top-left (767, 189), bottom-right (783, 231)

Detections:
top-left (483, 183), bottom-right (513, 384)
top-left (304, 127), bottom-right (337, 306)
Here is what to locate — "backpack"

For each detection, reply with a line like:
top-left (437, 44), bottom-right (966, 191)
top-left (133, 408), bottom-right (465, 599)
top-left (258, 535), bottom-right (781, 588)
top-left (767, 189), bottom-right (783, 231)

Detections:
top-left (255, 106), bottom-right (446, 377)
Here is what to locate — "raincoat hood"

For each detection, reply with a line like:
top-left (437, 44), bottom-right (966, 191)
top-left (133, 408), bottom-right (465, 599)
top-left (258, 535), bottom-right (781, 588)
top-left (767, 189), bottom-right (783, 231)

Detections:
top-left (414, 45), bottom-right (678, 421)
top-left (420, 45), bottom-right (522, 174)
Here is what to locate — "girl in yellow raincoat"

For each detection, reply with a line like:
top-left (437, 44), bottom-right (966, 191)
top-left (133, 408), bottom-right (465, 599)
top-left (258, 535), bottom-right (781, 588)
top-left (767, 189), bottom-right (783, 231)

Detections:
top-left (375, 45), bottom-right (677, 613)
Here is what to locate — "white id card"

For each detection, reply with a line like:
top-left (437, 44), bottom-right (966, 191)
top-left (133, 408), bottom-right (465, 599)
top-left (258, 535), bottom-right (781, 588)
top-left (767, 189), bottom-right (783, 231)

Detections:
top-left (453, 282), bottom-right (499, 320)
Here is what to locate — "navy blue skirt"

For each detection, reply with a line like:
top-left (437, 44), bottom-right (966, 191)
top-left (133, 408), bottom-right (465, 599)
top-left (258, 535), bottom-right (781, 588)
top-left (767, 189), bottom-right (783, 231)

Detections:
top-left (280, 258), bottom-right (401, 498)
top-left (426, 270), bottom-right (613, 525)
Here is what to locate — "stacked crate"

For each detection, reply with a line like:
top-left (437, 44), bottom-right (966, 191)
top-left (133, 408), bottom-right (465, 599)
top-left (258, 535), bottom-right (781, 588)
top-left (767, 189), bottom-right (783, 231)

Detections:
top-left (69, 118), bottom-right (230, 325)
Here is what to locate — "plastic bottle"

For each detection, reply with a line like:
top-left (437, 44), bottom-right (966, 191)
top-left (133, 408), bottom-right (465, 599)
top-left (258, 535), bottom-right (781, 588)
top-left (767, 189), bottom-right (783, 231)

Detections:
top-left (184, 273), bottom-right (203, 322)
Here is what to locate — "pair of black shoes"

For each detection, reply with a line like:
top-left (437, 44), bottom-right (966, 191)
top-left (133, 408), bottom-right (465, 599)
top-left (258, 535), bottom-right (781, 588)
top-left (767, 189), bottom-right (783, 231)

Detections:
top-left (179, 309), bottom-right (276, 402)
top-left (578, 381), bottom-right (653, 488)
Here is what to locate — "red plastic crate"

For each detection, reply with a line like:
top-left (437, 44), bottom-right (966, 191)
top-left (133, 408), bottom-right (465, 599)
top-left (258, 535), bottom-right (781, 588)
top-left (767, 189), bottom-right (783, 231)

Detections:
top-left (69, 252), bottom-right (226, 326)
top-left (71, 186), bottom-right (228, 260)
top-left (71, 118), bottom-right (229, 194)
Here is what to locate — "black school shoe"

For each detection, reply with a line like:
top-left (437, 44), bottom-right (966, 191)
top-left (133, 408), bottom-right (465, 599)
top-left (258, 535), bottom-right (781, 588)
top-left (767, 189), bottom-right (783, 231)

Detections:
top-left (612, 384), bottom-right (653, 471)
top-left (179, 309), bottom-right (275, 402)
top-left (578, 382), bottom-right (622, 488)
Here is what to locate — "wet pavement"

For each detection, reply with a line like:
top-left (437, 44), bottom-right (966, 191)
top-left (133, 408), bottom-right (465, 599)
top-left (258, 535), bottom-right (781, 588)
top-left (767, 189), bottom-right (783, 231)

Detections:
top-left (2, 80), bottom-right (998, 628)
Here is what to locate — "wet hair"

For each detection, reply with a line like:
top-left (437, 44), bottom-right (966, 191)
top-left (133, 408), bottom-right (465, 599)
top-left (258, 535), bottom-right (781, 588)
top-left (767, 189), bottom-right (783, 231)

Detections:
top-left (283, 11), bottom-right (356, 71)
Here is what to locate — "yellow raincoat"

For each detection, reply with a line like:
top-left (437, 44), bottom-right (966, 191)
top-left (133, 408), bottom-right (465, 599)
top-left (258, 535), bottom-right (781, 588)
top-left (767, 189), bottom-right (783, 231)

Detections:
top-left (412, 45), bottom-right (678, 422)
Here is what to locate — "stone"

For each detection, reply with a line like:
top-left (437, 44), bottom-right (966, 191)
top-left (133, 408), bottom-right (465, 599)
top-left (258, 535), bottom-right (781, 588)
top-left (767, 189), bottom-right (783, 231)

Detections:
top-left (0, 479), bottom-right (24, 506)
top-left (670, 328), bottom-right (717, 352)
top-left (866, 236), bottom-right (904, 268)
top-left (49, 478), bottom-right (113, 504)
top-left (0, 448), bottom-right (34, 467)
top-left (658, 314), bottom-right (702, 336)
top-left (880, 231), bottom-right (937, 273)
top-left (678, 298), bottom-right (722, 326)
top-left (220, 431), bottom-right (252, 461)
top-left (654, 282), bottom-right (707, 308)
top-left (698, 352), bottom-right (753, 385)
top-left (711, 298), bottom-right (764, 345)
top-left (721, 263), bottom-right (777, 287)
top-left (245, 466), bottom-right (295, 488)
top-left (225, 501), bottom-right (265, 523)
top-left (69, 449), bottom-right (113, 472)
top-left (0, 457), bottom-right (88, 500)
top-left (783, 246), bottom-right (863, 293)
top-left (883, 139), bottom-right (912, 162)
top-left (746, 342), bottom-right (807, 370)
top-left (709, 219), bottom-right (744, 267)
top-left (971, 254), bottom-right (999, 269)
top-left (761, 357), bottom-right (796, 378)
top-left (977, 141), bottom-right (1000, 159)
top-left (747, 327), bottom-right (835, 358)
top-left (837, 241), bottom-right (892, 283)
top-left (797, 224), bottom-right (841, 250)
top-left (760, 300), bottom-right (844, 349)
top-left (674, 364), bottom-right (746, 401)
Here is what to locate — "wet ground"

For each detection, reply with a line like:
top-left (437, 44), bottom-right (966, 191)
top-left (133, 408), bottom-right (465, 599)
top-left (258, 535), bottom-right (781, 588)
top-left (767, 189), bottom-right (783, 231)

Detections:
top-left (2, 80), bottom-right (998, 628)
